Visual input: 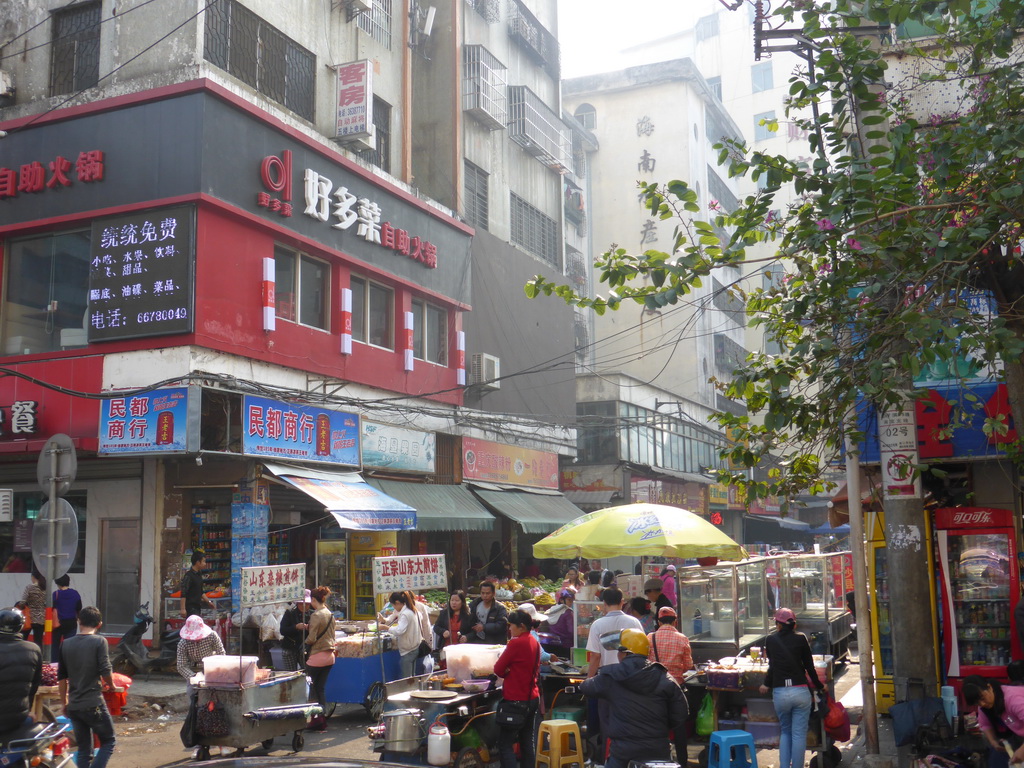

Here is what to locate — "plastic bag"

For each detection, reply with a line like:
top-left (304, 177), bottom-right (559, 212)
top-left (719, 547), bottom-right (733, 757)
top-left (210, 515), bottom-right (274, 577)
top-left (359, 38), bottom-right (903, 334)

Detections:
top-left (696, 693), bottom-right (715, 736)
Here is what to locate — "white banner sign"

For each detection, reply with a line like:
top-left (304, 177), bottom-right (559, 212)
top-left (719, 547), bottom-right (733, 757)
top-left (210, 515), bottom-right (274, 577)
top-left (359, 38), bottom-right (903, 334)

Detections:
top-left (373, 554), bottom-right (447, 595)
top-left (240, 563), bottom-right (306, 607)
top-left (878, 401), bottom-right (921, 500)
top-left (334, 59), bottom-right (373, 139)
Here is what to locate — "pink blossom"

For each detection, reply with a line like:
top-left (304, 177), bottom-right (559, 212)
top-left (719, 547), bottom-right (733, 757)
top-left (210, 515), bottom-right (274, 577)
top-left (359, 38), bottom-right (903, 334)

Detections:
top-left (847, 237), bottom-right (863, 250)
top-left (709, 199), bottom-right (722, 212)
top-left (817, 219), bottom-right (835, 231)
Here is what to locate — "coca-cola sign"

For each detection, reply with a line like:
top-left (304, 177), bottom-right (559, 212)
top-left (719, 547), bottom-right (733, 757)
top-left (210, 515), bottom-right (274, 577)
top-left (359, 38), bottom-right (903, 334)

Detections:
top-left (935, 506), bottom-right (1012, 529)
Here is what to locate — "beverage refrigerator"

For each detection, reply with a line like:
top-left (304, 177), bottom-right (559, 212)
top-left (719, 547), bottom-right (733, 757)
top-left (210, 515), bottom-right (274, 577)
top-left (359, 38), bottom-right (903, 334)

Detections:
top-left (935, 506), bottom-right (1019, 684)
top-left (348, 531), bottom-right (397, 620)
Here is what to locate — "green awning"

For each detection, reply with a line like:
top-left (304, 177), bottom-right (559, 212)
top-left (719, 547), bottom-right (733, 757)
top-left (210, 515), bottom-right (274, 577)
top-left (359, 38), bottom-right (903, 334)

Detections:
top-left (365, 479), bottom-right (496, 531)
top-left (471, 488), bottom-right (583, 534)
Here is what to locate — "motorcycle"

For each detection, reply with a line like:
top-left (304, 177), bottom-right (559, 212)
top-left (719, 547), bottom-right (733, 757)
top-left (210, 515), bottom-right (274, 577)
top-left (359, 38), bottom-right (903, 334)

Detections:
top-left (109, 603), bottom-right (180, 677)
top-left (0, 720), bottom-right (73, 768)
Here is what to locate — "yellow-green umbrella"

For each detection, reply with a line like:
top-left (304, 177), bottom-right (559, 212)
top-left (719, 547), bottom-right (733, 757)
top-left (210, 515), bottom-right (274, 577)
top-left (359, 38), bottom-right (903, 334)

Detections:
top-left (532, 503), bottom-right (747, 561)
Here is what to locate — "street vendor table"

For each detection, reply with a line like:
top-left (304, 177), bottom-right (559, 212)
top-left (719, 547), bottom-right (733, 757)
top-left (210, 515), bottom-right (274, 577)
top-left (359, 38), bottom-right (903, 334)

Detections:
top-left (194, 670), bottom-right (315, 759)
top-left (325, 647), bottom-right (401, 719)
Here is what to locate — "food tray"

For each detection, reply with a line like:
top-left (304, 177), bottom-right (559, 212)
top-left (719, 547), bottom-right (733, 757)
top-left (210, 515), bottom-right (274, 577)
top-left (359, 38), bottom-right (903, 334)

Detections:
top-left (706, 668), bottom-right (741, 689)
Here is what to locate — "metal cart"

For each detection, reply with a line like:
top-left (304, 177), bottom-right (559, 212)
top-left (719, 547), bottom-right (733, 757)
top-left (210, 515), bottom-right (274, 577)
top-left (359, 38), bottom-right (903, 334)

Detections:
top-left (193, 671), bottom-right (319, 759)
top-left (324, 631), bottom-right (401, 719)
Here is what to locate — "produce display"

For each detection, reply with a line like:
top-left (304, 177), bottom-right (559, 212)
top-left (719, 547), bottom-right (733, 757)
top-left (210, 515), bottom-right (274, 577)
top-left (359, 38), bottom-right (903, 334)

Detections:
top-left (420, 578), bottom-right (563, 613)
top-left (334, 632), bottom-right (386, 658)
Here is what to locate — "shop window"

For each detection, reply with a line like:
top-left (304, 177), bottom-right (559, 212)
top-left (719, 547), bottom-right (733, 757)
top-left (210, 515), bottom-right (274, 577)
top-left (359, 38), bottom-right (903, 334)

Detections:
top-left (411, 298), bottom-right (448, 365)
top-left (50, 1), bottom-right (101, 96)
top-left (274, 246), bottom-right (329, 329)
top-left (204, 0), bottom-right (316, 121)
top-left (350, 276), bottom-right (394, 349)
top-left (2, 230), bottom-right (91, 356)
top-left (0, 491), bottom-right (87, 575)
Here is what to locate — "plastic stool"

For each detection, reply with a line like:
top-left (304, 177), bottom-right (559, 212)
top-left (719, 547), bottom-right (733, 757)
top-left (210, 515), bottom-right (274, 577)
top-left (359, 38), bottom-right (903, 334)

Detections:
top-left (708, 730), bottom-right (758, 768)
top-left (536, 719), bottom-right (584, 768)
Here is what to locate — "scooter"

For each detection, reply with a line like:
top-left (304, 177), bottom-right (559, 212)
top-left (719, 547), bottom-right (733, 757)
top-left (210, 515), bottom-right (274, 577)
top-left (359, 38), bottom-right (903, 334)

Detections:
top-left (0, 720), bottom-right (73, 768)
top-left (109, 603), bottom-right (180, 678)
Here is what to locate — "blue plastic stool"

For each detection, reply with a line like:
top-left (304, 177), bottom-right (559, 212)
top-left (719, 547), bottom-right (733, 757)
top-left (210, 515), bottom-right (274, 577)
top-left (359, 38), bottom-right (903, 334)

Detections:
top-left (709, 729), bottom-right (758, 768)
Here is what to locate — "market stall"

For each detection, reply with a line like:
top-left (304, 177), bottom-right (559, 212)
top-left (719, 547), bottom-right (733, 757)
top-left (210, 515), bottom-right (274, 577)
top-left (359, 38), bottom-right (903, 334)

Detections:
top-left (191, 563), bottom-right (317, 759)
top-left (781, 553), bottom-right (854, 661)
top-left (327, 553), bottom-right (449, 719)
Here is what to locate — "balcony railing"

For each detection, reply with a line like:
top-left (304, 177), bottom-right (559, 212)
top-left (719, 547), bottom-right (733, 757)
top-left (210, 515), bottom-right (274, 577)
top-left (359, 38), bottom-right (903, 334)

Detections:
top-left (506, 0), bottom-right (559, 78)
top-left (507, 85), bottom-right (572, 173)
top-left (462, 45), bottom-right (507, 131)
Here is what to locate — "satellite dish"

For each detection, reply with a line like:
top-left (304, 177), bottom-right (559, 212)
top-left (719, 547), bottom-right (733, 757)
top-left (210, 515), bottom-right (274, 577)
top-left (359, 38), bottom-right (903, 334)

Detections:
top-left (31, 498), bottom-right (80, 580)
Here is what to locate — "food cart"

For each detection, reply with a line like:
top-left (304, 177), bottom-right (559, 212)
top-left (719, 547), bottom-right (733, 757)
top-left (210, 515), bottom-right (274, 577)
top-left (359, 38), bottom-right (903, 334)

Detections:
top-left (677, 558), bottom-right (779, 664)
top-left (192, 563), bottom-right (317, 759)
top-left (328, 553), bottom-right (447, 719)
top-left (781, 553), bottom-right (854, 661)
top-left (368, 644), bottom-right (505, 768)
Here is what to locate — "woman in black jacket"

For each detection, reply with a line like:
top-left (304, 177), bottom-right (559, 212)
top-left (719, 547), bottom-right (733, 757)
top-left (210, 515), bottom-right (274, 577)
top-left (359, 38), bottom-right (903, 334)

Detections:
top-left (433, 590), bottom-right (472, 649)
top-left (758, 608), bottom-right (825, 768)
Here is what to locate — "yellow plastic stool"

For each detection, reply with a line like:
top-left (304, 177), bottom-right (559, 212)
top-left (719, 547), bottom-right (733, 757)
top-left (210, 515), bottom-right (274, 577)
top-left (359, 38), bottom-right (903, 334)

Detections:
top-left (536, 719), bottom-right (584, 768)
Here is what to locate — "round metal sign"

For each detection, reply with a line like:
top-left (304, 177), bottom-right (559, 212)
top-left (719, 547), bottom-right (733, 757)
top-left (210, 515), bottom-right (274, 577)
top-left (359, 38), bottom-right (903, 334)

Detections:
top-left (37, 433), bottom-right (77, 498)
top-left (31, 498), bottom-right (80, 580)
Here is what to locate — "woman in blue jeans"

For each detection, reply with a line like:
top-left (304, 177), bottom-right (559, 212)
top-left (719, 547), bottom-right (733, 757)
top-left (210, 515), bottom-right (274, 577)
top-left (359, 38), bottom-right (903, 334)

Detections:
top-left (759, 608), bottom-right (825, 768)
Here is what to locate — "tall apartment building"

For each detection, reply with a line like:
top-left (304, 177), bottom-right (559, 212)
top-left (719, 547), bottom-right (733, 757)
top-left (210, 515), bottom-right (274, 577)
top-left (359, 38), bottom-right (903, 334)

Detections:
top-left (0, 0), bottom-right (581, 631)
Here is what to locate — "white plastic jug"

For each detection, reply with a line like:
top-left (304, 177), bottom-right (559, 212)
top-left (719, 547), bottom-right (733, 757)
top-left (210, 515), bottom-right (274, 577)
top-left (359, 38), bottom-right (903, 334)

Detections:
top-left (427, 722), bottom-right (451, 766)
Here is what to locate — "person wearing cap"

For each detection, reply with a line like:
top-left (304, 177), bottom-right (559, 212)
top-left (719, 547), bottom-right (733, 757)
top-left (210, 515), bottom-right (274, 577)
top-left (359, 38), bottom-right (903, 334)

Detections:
top-left (0, 606), bottom-right (42, 735)
top-left (660, 564), bottom-right (678, 608)
top-left (177, 614), bottom-right (225, 689)
top-left (759, 607), bottom-right (825, 768)
top-left (644, 579), bottom-right (673, 613)
top-left (279, 589), bottom-right (313, 670)
top-left (647, 605), bottom-right (692, 763)
top-left (580, 628), bottom-right (687, 768)
top-left (543, 589), bottom-right (575, 655)
top-left (519, 603), bottom-right (558, 663)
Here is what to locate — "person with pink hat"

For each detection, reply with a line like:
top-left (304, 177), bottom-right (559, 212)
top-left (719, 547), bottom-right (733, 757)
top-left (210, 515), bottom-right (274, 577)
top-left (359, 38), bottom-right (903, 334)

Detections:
top-left (758, 608), bottom-right (825, 768)
top-left (177, 615), bottom-right (224, 686)
top-left (659, 564), bottom-right (678, 608)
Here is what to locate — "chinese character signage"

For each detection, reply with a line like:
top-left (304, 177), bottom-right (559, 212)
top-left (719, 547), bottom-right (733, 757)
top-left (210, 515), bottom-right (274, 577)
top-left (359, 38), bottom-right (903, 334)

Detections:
top-left (0, 401), bottom-right (39, 438)
top-left (334, 60), bottom-right (373, 141)
top-left (373, 554), bottom-right (447, 595)
top-left (240, 563), bottom-right (306, 607)
top-left (361, 421), bottom-right (435, 473)
top-left (709, 483), bottom-right (745, 511)
top-left (0, 149), bottom-right (105, 200)
top-left (630, 477), bottom-right (707, 514)
top-left (88, 205), bottom-right (195, 342)
top-left (242, 395), bottom-right (359, 465)
top-left (98, 387), bottom-right (199, 454)
top-left (462, 437), bottom-right (559, 489)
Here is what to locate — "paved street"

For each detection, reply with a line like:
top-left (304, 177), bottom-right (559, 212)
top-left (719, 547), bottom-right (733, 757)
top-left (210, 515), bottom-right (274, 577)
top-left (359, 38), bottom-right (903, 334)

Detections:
top-left (109, 646), bottom-right (878, 768)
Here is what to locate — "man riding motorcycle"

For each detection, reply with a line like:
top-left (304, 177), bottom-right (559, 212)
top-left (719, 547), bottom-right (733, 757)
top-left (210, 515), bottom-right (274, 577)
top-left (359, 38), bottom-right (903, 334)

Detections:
top-left (0, 607), bottom-right (43, 735)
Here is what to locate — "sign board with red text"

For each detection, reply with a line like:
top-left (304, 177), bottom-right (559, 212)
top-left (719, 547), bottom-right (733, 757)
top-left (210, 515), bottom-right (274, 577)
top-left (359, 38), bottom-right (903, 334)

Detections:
top-left (240, 563), bottom-right (307, 607)
top-left (372, 554), bottom-right (447, 594)
top-left (334, 60), bottom-right (374, 142)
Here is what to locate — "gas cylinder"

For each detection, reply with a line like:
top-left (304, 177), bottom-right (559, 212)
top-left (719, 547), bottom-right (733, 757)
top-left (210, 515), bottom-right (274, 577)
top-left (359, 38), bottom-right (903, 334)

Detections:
top-left (427, 722), bottom-right (451, 766)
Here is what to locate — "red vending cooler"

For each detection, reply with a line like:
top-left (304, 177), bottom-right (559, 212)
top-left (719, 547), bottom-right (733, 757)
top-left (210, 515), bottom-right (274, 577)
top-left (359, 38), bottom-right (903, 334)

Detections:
top-left (935, 507), bottom-right (1019, 683)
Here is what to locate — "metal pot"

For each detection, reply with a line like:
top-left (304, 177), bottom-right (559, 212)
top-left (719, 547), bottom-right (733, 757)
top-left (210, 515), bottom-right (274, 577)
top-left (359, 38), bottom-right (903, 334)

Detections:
top-left (382, 708), bottom-right (425, 753)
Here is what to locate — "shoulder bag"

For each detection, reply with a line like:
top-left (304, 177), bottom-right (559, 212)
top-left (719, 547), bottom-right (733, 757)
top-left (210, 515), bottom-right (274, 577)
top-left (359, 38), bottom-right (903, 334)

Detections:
top-left (495, 640), bottom-right (542, 728)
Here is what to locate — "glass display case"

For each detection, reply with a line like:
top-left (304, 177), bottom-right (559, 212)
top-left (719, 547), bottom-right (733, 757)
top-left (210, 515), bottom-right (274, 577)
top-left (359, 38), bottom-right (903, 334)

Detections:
top-left (677, 557), bottom-right (778, 663)
top-left (779, 552), bottom-right (854, 658)
top-left (574, 599), bottom-right (604, 649)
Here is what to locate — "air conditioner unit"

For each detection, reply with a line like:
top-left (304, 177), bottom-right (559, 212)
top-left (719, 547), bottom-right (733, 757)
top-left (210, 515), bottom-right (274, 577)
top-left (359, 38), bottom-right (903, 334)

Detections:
top-left (0, 70), bottom-right (14, 99)
top-left (348, 0), bottom-right (372, 13)
top-left (470, 352), bottom-right (501, 389)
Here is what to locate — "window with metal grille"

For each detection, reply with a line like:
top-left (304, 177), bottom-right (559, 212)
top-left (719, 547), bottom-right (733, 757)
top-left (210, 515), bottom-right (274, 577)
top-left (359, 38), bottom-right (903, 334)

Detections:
top-left (357, 0), bottom-right (393, 49)
top-left (463, 161), bottom-right (489, 231)
top-left (360, 97), bottom-right (392, 172)
top-left (510, 193), bottom-right (559, 268)
top-left (751, 62), bottom-right (773, 93)
top-left (50, 2), bottom-right (101, 95)
top-left (203, 0), bottom-right (315, 121)
top-left (706, 76), bottom-right (722, 101)
top-left (412, 299), bottom-right (448, 366)
top-left (696, 14), bottom-right (720, 41)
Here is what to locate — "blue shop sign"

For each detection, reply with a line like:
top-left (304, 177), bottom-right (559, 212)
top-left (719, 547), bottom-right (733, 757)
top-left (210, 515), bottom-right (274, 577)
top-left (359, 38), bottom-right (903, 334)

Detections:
top-left (241, 395), bottom-right (360, 466)
top-left (99, 386), bottom-right (197, 454)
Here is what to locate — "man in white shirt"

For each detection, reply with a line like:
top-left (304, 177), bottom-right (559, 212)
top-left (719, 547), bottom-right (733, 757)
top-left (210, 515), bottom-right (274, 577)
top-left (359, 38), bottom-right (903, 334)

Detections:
top-left (586, 587), bottom-right (642, 677)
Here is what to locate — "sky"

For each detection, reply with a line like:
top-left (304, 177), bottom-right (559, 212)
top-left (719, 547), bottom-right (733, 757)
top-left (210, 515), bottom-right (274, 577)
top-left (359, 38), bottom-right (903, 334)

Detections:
top-left (557, 1), bottom-right (703, 79)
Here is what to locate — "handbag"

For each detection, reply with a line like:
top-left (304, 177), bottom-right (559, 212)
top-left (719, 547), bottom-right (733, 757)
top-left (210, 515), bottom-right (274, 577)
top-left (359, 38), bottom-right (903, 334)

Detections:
top-left (179, 694), bottom-right (199, 748)
top-left (197, 695), bottom-right (230, 737)
top-left (417, 639), bottom-right (432, 659)
top-left (306, 650), bottom-right (335, 667)
top-left (495, 699), bottom-right (530, 728)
